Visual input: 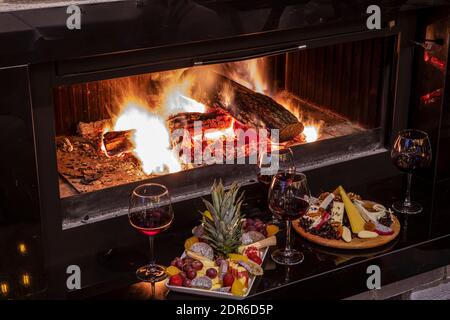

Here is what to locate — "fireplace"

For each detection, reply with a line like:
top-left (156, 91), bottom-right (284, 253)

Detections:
top-left (52, 36), bottom-right (394, 230)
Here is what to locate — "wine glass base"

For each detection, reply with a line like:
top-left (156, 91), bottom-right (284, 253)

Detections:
top-left (136, 264), bottom-right (168, 283)
top-left (271, 248), bottom-right (304, 265)
top-left (392, 200), bottom-right (423, 214)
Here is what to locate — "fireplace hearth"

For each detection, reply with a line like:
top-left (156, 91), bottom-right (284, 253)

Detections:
top-left (1, 1), bottom-right (448, 283)
top-left (53, 36), bottom-right (393, 229)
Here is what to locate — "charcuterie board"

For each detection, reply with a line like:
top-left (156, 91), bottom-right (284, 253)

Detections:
top-left (293, 186), bottom-right (400, 250)
top-left (294, 215), bottom-right (400, 249)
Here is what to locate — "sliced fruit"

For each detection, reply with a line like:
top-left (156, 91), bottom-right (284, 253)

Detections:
top-left (185, 250), bottom-right (216, 268)
top-left (342, 226), bottom-right (352, 243)
top-left (228, 253), bottom-right (249, 263)
top-left (357, 230), bottom-right (378, 239)
top-left (166, 266), bottom-right (181, 277)
top-left (338, 186), bottom-right (366, 233)
top-left (266, 224), bottom-right (279, 237)
top-left (238, 236), bottom-right (276, 253)
top-left (184, 236), bottom-right (199, 250)
top-left (231, 278), bottom-right (247, 296)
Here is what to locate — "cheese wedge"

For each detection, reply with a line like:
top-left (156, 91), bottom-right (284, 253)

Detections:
top-left (338, 186), bottom-right (365, 233)
top-left (330, 202), bottom-right (344, 224)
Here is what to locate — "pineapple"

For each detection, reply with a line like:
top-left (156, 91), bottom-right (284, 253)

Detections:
top-left (202, 180), bottom-right (244, 257)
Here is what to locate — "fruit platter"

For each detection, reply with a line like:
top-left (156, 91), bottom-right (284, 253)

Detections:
top-left (293, 186), bottom-right (400, 250)
top-left (165, 181), bottom-right (279, 299)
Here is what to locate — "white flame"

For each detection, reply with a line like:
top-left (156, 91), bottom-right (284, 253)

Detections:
top-left (303, 126), bottom-right (319, 143)
top-left (166, 92), bottom-right (206, 115)
top-left (114, 102), bottom-right (181, 174)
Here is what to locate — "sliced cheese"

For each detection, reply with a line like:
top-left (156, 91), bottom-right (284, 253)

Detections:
top-left (330, 201), bottom-right (344, 224)
top-left (338, 186), bottom-right (365, 233)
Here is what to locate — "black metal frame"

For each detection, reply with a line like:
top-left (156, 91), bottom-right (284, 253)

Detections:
top-left (27, 12), bottom-right (418, 275)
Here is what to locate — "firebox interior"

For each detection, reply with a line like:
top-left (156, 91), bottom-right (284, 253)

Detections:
top-left (54, 37), bottom-right (394, 228)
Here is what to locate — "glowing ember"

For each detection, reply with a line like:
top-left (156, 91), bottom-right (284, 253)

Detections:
top-left (303, 125), bottom-right (319, 143)
top-left (113, 102), bottom-right (181, 174)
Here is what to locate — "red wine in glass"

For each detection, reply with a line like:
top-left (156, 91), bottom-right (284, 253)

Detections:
top-left (129, 208), bottom-right (173, 236)
top-left (392, 153), bottom-right (431, 173)
top-left (391, 129), bottom-right (432, 214)
top-left (268, 172), bottom-right (310, 265)
top-left (271, 197), bottom-right (310, 221)
top-left (128, 183), bottom-right (174, 298)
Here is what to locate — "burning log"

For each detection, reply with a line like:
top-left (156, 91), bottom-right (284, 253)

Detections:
top-left (167, 109), bottom-right (233, 135)
top-left (183, 69), bottom-right (304, 142)
top-left (78, 119), bottom-right (111, 139)
top-left (103, 130), bottom-right (135, 157)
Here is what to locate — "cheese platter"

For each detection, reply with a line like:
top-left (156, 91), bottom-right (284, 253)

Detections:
top-left (293, 186), bottom-right (400, 250)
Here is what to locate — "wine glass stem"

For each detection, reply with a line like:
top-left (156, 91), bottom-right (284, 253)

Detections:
top-left (151, 282), bottom-right (156, 299)
top-left (148, 235), bottom-right (155, 266)
top-left (285, 220), bottom-right (291, 251)
top-left (404, 173), bottom-right (413, 207)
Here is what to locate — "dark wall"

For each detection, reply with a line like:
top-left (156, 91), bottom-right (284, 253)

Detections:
top-left (0, 66), bottom-right (45, 299)
top-left (284, 36), bottom-right (395, 128)
top-left (409, 8), bottom-right (450, 183)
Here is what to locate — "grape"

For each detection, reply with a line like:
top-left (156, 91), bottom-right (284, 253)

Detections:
top-left (182, 278), bottom-right (192, 287)
top-left (246, 218), bottom-right (254, 226)
top-left (192, 260), bottom-right (203, 271)
top-left (183, 264), bottom-right (193, 272)
top-left (247, 225), bottom-right (257, 231)
top-left (187, 269), bottom-right (197, 280)
top-left (215, 258), bottom-right (224, 267)
top-left (179, 271), bottom-right (187, 279)
top-left (184, 257), bottom-right (194, 265)
top-left (206, 268), bottom-right (218, 279)
top-left (175, 259), bottom-right (184, 269)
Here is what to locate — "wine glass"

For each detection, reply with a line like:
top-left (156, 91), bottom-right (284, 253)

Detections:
top-left (268, 172), bottom-right (310, 265)
top-left (129, 183), bottom-right (174, 297)
top-left (391, 129), bottom-right (432, 214)
top-left (257, 147), bottom-right (296, 184)
top-left (257, 147), bottom-right (296, 224)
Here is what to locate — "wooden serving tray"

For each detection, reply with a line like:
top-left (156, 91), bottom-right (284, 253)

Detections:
top-left (293, 215), bottom-right (401, 250)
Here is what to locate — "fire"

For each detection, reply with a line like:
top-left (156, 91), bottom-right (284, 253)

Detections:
top-left (113, 101), bottom-right (181, 175)
top-left (303, 125), bottom-right (319, 143)
top-left (105, 58), bottom-right (322, 175)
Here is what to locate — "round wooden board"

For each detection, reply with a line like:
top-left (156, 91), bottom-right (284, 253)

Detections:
top-left (293, 215), bottom-right (401, 250)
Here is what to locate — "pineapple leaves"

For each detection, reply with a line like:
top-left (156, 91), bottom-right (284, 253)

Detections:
top-left (201, 180), bottom-right (245, 257)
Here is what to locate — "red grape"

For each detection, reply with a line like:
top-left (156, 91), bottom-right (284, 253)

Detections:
top-left (183, 264), bottom-right (192, 272)
top-left (187, 269), bottom-right (197, 280)
top-left (206, 268), bottom-right (218, 279)
top-left (182, 278), bottom-right (192, 287)
top-left (192, 260), bottom-right (203, 271)
top-left (175, 259), bottom-right (184, 269)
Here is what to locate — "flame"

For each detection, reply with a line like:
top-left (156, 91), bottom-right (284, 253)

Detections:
top-left (303, 125), bottom-right (319, 143)
top-left (113, 102), bottom-right (181, 175)
top-left (104, 57), bottom-right (324, 175)
top-left (221, 58), bottom-right (267, 94)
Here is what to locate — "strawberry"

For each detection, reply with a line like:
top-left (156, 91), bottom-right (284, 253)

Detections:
top-left (169, 274), bottom-right (183, 286)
